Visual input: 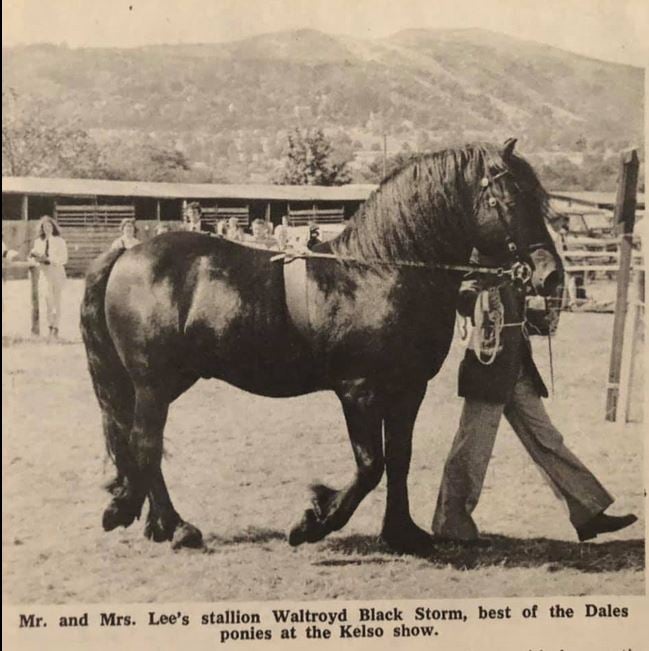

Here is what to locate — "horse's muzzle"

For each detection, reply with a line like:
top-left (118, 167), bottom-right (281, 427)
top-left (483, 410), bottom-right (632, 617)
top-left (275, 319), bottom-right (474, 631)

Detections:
top-left (530, 248), bottom-right (564, 297)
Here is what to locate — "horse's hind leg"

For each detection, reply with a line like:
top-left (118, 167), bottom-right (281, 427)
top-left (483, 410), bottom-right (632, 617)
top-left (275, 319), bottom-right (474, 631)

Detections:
top-left (130, 385), bottom-right (203, 548)
top-left (289, 379), bottom-right (384, 545)
top-left (381, 382), bottom-right (432, 554)
top-left (101, 413), bottom-right (147, 531)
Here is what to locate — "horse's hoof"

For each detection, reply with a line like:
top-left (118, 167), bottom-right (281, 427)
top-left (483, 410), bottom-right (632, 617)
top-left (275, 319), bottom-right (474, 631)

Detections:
top-left (171, 521), bottom-right (204, 550)
top-left (288, 508), bottom-right (328, 546)
top-left (102, 502), bottom-right (137, 532)
top-left (380, 522), bottom-right (434, 555)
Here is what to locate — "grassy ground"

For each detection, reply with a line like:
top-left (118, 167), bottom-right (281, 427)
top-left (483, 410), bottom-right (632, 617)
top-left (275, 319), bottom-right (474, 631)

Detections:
top-left (1, 279), bottom-right (645, 604)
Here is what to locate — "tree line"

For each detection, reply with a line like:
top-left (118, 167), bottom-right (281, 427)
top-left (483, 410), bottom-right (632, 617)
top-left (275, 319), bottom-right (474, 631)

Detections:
top-left (2, 90), bottom-right (643, 191)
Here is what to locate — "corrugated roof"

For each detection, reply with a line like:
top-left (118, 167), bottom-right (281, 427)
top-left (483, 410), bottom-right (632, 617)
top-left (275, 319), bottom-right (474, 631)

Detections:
top-left (1, 176), bottom-right (377, 202)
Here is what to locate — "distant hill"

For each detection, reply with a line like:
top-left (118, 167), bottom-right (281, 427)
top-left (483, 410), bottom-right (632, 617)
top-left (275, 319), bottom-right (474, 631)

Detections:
top-left (2, 28), bottom-right (644, 184)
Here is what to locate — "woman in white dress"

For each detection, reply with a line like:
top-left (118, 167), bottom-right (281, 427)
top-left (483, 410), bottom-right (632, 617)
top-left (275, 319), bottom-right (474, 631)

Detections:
top-left (30, 215), bottom-right (68, 339)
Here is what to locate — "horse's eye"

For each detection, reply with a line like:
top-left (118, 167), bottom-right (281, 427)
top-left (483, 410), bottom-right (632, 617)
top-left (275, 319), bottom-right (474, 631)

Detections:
top-left (488, 197), bottom-right (498, 207)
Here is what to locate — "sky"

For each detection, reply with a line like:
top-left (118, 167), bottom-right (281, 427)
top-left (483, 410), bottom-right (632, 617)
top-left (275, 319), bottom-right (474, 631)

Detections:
top-left (2, 0), bottom-right (648, 66)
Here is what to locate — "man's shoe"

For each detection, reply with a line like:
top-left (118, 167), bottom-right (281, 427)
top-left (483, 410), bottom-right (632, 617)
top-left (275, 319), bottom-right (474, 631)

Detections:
top-left (576, 512), bottom-right (638, 542)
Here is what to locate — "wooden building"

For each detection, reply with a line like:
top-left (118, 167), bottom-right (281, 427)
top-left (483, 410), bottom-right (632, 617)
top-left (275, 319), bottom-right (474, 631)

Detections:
top-left (3, 176), bottom-right (642, 277)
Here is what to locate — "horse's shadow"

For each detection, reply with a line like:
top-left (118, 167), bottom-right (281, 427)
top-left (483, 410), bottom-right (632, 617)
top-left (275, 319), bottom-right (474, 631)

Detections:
top-left (202, 528), bottom-right (644, 573)
top-left (319, 533), bottom-right (645, 573)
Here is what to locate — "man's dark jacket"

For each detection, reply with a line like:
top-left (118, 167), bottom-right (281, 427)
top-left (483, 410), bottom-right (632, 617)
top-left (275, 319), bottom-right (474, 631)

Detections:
top-left (458, 260), bottom-right (548, 404)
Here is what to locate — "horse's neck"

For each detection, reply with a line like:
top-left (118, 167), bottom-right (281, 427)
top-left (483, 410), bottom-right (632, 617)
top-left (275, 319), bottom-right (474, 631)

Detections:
top-left (333, 182), bottom-right (473, 266)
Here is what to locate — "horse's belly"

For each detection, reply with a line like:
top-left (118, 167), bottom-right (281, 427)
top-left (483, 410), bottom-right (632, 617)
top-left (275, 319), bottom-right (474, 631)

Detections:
top-left (200, 346), bottom-right (323, 397)
top-left (186, 315), bottom-right (324, 397)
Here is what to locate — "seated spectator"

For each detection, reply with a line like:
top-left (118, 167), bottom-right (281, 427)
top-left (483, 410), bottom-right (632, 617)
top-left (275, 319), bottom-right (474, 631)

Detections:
top-left (2, 238), bottom-right (20, 313)
top-left (225, 217), bottom-right (244, 242)
top-left (110, 218), bottom-right (141, 251)
top-left (155, 223), bottom-right (172, 236)
top-left (216, 219), bottom-right (227, 237)
top-left (2, 239), bottom-right (19, 263)
top-left (246, 219), bottom-right (278, 249)
top-left (306, 223), bottom-right (322, 250)
top-left (274, 216), bottom-right (290, 250)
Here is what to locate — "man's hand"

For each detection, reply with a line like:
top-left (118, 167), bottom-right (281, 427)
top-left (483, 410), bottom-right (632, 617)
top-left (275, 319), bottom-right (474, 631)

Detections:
top-left (457, 288), bottom-right (478, 318)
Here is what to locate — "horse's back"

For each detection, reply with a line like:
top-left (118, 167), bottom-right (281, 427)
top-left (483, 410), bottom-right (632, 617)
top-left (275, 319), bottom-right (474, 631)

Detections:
top-left (105, 233), bottom-right (321, 396)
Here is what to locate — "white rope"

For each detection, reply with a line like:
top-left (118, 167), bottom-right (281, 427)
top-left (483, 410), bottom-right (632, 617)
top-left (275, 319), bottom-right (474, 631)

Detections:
top-left (472, 289), bottom-right (505, 365)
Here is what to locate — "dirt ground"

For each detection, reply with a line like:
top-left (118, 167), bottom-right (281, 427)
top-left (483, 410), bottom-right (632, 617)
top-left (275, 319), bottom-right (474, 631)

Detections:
top-left (2, 279), bottom-right (645, 604)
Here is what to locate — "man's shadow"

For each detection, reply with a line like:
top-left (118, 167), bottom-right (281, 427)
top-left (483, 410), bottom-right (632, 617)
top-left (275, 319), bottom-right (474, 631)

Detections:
top-left (203, 528), bottom-right (644, 573)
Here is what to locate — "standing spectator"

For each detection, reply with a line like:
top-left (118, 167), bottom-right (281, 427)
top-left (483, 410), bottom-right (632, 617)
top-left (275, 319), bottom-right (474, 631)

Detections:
top-left (110, 218), bottom-right (141, 251)
top-left (184, 202), bottom-right (215, 234)
top-left (29, 215), bottom-right (68, 340)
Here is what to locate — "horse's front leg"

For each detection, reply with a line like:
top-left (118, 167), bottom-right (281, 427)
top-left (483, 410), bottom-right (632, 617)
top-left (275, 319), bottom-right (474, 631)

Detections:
top-left (380, 381), bottom-right (433, 553)
top-left (288, 379), bottom-right (384, 546)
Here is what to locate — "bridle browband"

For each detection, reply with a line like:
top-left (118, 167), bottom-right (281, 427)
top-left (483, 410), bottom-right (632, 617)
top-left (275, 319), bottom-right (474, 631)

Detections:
top-left (475, 161), bottom-right (552, 286)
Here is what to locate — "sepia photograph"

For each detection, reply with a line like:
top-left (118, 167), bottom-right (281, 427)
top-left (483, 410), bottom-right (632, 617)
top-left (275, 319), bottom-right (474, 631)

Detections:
top-left (2, 0), bottom-right (646, 616)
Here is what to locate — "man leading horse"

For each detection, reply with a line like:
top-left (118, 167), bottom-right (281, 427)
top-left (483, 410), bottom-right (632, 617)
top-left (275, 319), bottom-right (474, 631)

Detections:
top-left (432, 248), bottom-right (637, 545)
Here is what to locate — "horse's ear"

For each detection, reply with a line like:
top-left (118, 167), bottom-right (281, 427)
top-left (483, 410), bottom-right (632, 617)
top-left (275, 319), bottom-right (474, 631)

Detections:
top-left (502, 138), bottom-right (517, 161)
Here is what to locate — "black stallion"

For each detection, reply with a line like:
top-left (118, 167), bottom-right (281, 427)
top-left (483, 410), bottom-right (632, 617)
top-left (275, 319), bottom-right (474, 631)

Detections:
top-left (80, 140), bottom-right (562, 553)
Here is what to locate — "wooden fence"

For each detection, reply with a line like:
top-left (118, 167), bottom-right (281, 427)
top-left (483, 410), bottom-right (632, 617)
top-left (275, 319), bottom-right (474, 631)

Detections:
top-left (54, 204), bottom-right (137, 275)
top-left (287, 204), bottom-right (345, 226)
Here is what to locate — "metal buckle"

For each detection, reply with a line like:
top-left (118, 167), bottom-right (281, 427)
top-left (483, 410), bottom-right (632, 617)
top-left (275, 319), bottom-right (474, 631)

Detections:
top-left (511, 261), bottom-right (532, 284)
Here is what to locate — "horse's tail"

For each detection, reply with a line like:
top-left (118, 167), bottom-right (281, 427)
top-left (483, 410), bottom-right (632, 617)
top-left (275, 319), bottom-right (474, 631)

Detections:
top-left (80, 248), bottom-right (134, 481)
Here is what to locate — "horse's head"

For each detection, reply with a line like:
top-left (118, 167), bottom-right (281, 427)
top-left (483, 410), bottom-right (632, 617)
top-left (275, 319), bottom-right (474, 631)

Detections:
top-left (468, 139), bottom-right (563, 297)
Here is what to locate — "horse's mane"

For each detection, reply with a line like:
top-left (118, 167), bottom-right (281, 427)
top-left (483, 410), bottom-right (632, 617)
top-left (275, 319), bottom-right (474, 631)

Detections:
top-left (330, 143), bottom-right (553, 263)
